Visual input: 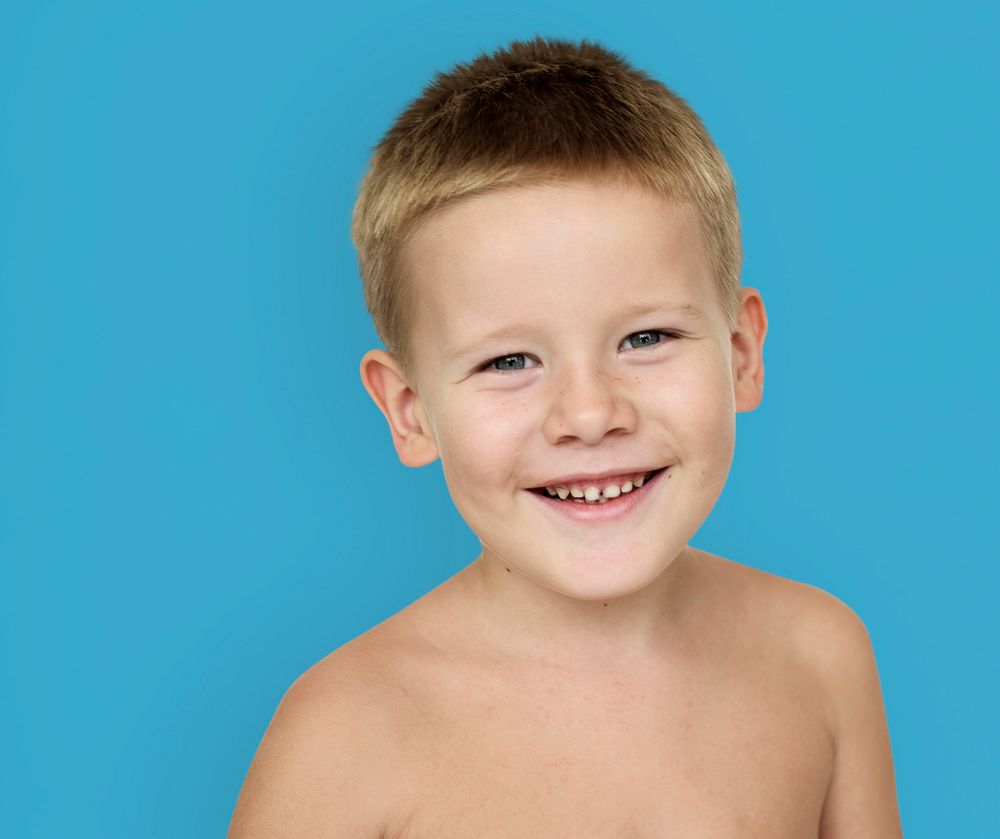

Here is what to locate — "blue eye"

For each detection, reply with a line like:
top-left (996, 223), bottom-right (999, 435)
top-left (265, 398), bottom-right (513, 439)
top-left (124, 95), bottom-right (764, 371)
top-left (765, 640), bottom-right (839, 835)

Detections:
top-left (620, 330), bottom-right (679, 351)
top-left (480, 332), bottom-right (679, 373)
top-left (485, 353), bottom-right (537, 373)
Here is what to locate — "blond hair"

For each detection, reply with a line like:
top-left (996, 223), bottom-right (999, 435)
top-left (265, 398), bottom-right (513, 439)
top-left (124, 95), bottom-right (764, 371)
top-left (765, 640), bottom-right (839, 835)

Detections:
top-left (352, 36), bottom-right (742, 372)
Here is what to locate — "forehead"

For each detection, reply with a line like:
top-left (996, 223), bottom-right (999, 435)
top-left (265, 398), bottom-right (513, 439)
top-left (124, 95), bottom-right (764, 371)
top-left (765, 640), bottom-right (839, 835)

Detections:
top-left (401, 179), bottom-right (721, 362)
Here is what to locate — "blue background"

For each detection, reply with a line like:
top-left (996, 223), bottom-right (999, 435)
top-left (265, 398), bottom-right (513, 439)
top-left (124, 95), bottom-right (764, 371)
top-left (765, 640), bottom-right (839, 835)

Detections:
top-left (2, 1), bottom-right (997, 835)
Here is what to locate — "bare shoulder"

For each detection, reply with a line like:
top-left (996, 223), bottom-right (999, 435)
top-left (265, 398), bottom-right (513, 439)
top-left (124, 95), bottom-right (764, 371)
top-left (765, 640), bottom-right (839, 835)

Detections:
top-left (227, 629), bottom-right (406, 839)
top-left (700, 550), bottom-right (876, 703)
top-left (694, 549), bottom-right (904, 837)
top-left (725, 557), bottom-right (878, 719)
top-left (694, 549), bottom-right (871, 657)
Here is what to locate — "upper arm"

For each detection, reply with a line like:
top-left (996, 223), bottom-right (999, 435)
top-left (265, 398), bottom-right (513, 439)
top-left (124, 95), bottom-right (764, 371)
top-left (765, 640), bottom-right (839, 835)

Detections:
top-left (803, 592), bottom-right (904, 838)
top-left (227, 663), bottom-right (392, 839)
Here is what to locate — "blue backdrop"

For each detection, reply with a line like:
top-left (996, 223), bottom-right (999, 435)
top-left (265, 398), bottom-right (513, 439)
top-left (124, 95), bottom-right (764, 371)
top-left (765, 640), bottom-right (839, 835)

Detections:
top-left (2, 1), bottom-right (997, 835)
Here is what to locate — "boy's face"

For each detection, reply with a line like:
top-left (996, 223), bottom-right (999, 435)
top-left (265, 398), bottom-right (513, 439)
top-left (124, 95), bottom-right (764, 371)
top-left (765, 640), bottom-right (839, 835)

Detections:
top-left (362, 178), bottom-right (766, 602)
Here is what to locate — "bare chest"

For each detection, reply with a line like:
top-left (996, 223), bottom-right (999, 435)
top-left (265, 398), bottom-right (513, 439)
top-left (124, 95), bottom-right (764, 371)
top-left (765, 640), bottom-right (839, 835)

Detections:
top-left (381, 660), bottom-right (833, 839)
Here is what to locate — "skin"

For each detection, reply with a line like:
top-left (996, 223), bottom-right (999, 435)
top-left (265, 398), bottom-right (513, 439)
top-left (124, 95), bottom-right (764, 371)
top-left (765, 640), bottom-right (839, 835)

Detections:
top-left (360, 176), bottom-right (767, 670)
top-left (227, 176), bottom-right (904, 837)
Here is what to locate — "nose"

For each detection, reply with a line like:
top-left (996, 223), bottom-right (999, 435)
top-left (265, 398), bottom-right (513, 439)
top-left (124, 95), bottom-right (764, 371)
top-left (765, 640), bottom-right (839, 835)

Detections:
top-left (541, 361), bottom-right (638, 446)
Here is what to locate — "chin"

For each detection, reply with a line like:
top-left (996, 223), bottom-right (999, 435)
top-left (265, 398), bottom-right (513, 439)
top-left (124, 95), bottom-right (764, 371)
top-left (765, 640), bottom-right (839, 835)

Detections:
top-left (535, 542), bottom-right (682, 601)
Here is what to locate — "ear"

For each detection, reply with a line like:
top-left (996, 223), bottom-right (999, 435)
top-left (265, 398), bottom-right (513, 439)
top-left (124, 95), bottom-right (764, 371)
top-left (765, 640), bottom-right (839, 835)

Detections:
top-left (731, 287), bottom-right (768, 412)
top-left (359, 349), bottom-right (440, 467)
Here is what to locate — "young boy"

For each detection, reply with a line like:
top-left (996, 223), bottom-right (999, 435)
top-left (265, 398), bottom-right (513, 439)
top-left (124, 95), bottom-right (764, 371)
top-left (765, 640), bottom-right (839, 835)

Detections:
top-left (229, 37), bottom-right (904, 838)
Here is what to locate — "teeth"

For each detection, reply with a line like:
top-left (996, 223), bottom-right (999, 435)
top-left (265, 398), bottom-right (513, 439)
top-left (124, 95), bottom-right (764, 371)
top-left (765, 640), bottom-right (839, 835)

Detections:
top-left (539, 471), bottom-right (655, 504)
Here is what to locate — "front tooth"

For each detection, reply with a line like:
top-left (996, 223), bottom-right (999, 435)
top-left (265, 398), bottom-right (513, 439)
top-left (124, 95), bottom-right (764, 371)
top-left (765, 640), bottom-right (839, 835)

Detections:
top-left (570, 487), bottom-right (584, 498)
top-left (556, 487), bottom-right (570, 500)
top-left (602, 484), bottom-right (621, 499)
top-left (583, 486), bottom-right (601, 502)
top-left (620, 481), bottom-right (633, 493)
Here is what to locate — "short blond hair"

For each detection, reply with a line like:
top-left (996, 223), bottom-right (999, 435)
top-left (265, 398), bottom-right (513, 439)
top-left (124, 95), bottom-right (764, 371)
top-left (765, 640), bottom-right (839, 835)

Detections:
top-left (352, 36), bottom-right (742, 372)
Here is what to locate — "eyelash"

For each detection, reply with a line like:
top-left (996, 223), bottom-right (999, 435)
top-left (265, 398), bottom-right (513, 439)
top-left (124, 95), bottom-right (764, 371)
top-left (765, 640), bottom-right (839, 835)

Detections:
top-left (479, 330), bottom-right (683, 373)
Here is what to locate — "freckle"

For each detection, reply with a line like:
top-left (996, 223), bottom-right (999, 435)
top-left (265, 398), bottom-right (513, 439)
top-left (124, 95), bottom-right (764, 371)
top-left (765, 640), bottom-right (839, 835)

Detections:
top-left (603, 602), bottom-right (608, 607)
top-left (506, 567), bottom-right (511, 572)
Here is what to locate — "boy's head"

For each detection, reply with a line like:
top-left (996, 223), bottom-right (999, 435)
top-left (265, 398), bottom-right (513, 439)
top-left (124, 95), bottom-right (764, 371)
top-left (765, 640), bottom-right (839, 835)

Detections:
top-left (352, 36), bottom-right (742, 376)
top-left (355, 37), bottom-right (767, 603)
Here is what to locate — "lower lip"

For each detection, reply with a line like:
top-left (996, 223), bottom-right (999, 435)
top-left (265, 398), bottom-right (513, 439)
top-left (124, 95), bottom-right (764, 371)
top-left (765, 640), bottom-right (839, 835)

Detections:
top-left (527, 467), bottom-right (669, 524)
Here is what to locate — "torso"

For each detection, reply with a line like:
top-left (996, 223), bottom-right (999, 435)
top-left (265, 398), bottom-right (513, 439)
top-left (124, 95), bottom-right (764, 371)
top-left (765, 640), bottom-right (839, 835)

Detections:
top-left (329, 549), bottom-right (834, 838)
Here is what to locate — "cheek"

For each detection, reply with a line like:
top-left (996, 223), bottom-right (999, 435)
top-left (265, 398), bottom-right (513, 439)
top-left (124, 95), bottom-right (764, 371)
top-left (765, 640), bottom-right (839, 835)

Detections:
top-left (686, 364), bottom-right (737, 477)
top-left (649, 358), bottom-right (735, 461)
top-left (434, 392), bottom-right (535, 495)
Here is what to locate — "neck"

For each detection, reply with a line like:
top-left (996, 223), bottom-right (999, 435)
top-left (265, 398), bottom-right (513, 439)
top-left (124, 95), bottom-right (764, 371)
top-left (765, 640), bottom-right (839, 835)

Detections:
top-left (464, 544), bottom-right (699, 674)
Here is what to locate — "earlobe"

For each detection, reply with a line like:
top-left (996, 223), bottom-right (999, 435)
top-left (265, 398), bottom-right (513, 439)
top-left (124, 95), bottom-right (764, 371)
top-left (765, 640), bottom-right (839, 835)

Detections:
top-left (731, 288), bottom-right (768, 412)
top-left (359, 349), bottom-right (440, 467)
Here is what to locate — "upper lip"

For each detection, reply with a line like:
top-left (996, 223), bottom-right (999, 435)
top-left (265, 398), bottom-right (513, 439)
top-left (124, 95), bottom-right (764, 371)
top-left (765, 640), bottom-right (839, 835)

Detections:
top-left (527, 466), bottom-right (666, 489)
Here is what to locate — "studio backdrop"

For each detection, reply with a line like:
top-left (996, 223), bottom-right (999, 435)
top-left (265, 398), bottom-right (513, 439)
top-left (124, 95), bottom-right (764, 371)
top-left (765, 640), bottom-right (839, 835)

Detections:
top-left (1, 1), bottom-right (997, 836)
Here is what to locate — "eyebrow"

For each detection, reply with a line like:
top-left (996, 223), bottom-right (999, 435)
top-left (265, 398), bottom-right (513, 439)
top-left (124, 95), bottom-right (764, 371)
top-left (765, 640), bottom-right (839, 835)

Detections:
top-left (443, 302), bottom-right (705, 363)
top-left (614, 302), bottom-right (705, 322)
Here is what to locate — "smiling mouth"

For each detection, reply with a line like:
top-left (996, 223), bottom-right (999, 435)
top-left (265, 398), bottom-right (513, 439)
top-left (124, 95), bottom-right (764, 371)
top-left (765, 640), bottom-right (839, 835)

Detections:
top-left (527, 466), bottom-right (669, 504)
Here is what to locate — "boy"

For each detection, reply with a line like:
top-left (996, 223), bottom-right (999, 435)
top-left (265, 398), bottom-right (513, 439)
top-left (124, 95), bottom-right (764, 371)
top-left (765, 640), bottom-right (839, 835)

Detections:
top-left (229, 37), bottom-right (904, 838)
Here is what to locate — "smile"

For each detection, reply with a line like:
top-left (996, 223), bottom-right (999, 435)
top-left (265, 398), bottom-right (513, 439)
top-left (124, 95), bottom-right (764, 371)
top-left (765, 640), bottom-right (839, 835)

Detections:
top-left (540, 469), bottom-right (653, 502)
top-left (526, 466), bottom-right (670, 521)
